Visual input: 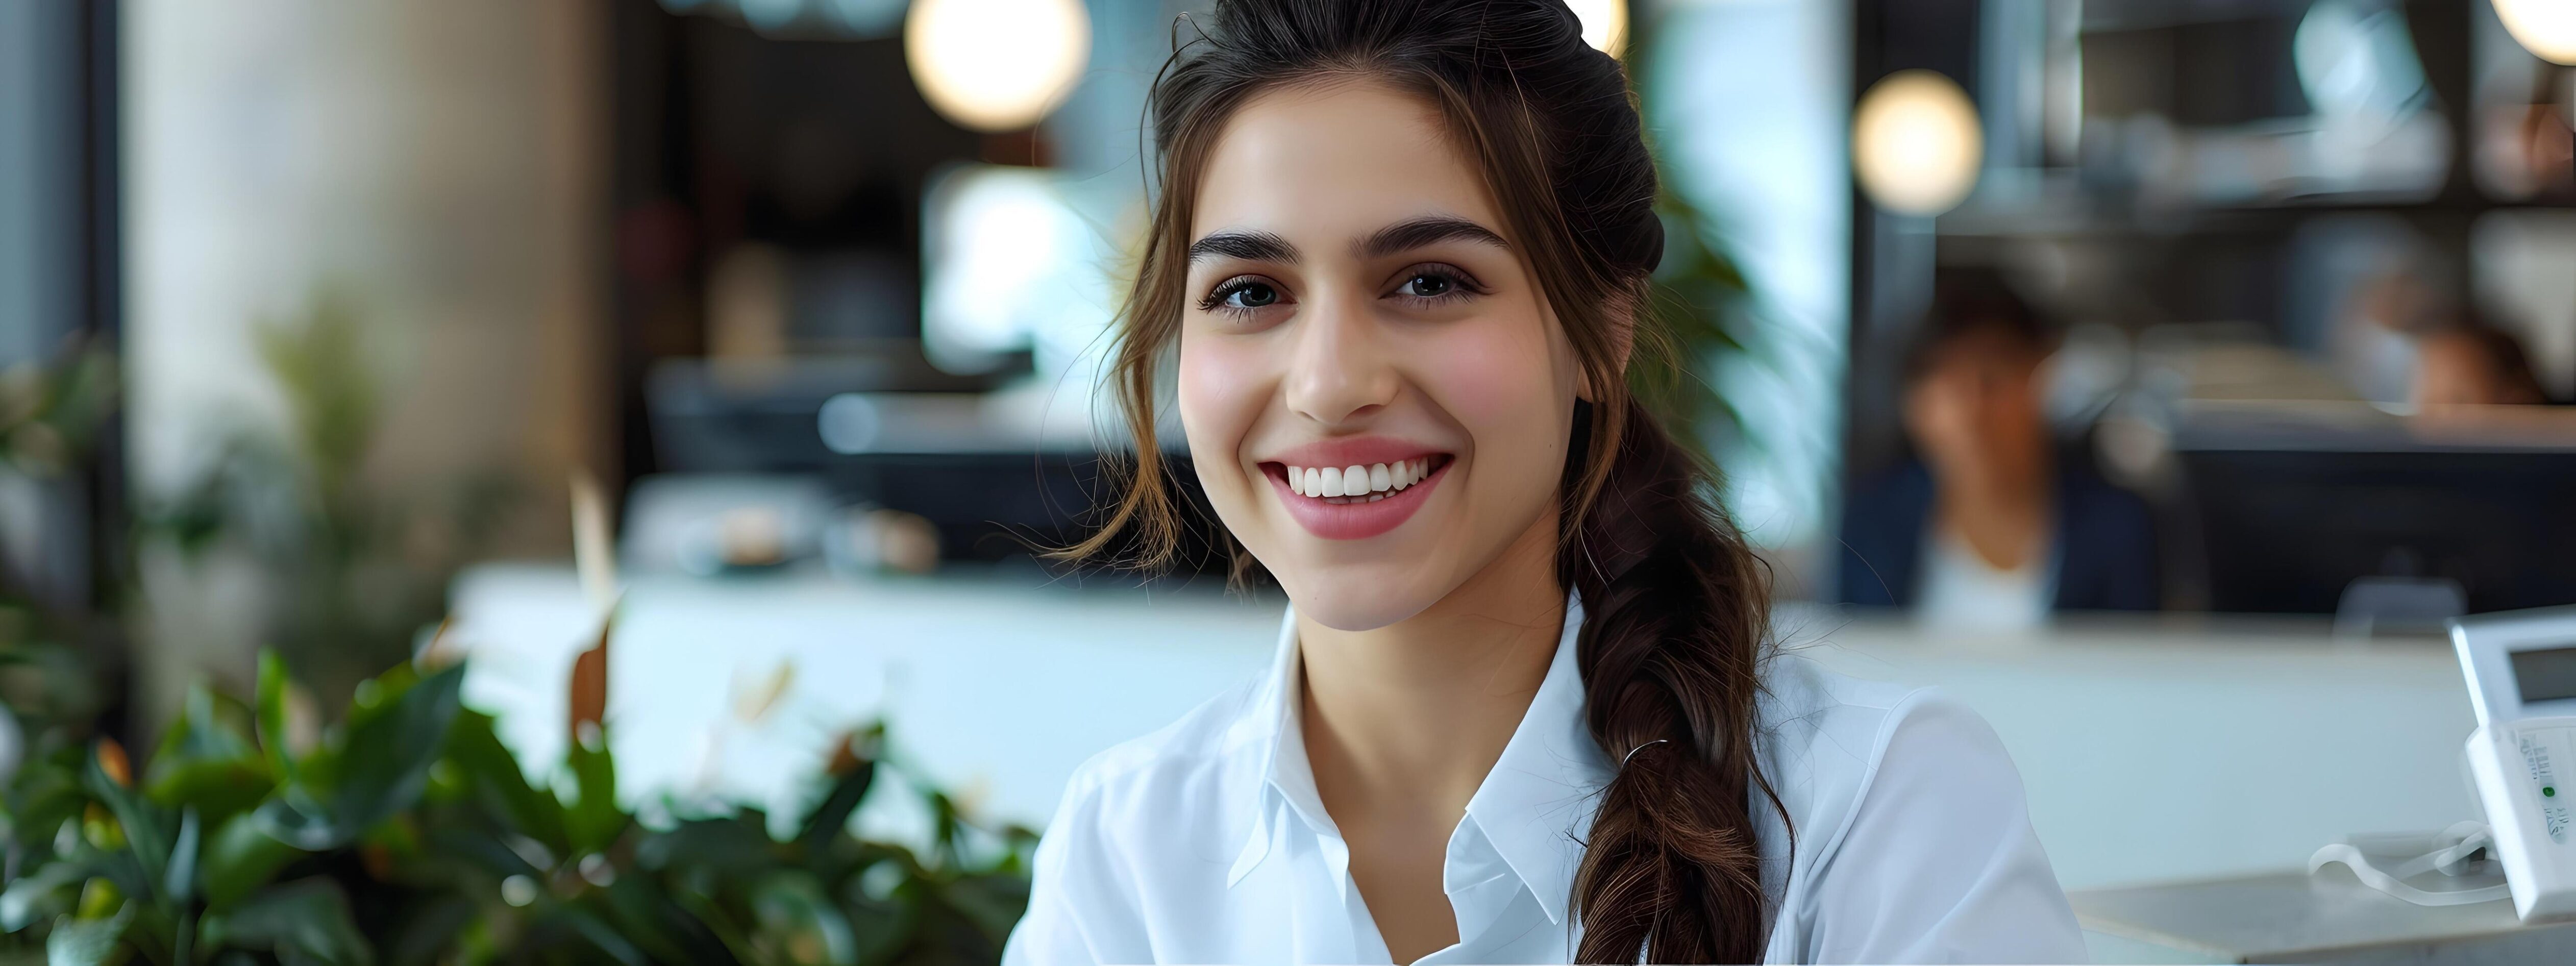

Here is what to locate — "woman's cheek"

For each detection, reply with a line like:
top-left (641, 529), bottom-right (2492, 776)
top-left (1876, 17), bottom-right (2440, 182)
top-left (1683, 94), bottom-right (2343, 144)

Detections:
top-left (1175, 332), bottom-right (1275, 487)
top-left (1411, 313), bottom-right (1565, 431)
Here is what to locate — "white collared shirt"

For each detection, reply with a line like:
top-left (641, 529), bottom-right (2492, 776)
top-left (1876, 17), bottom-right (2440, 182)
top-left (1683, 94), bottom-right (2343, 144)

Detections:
top-left (1003, 597), bottom-right (2086, 964)
top-left (1916, 525), bottom-right (2053, 632)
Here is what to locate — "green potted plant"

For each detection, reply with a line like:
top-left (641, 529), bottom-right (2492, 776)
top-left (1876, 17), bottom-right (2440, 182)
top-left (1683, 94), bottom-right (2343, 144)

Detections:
top-left (0, 629), bottom-right (1034, 964)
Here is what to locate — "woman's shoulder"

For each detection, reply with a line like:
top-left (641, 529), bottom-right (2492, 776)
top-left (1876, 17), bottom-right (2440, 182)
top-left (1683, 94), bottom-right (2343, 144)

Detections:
top-left (1751, 651), bottom-right (2082, 961)
top-left (1756, 648), bottom-right (1949, 764)
top-left (1062, 676), bottom-right (1269, 788)
top-left (1752, 650), bottom-right (2024, 855)
top-left (1043, 676), bottom-right (1273, 844)
top-left (1010, 679), bottom-right (1279, 962)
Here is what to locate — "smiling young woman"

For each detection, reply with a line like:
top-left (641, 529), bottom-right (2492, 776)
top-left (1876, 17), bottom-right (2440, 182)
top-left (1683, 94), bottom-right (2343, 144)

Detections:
top-left (1005, 2), bottom-right (2086, 963)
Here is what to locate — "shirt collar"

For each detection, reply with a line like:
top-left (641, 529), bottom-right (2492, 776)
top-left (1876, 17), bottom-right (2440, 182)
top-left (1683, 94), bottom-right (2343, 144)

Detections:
top-left (1225, 593), bottom-right (1612, 925)
top-left (1462, 592), bottom-right (1612, 924)
top-left (1224, 605), bottom-right (1330, 886)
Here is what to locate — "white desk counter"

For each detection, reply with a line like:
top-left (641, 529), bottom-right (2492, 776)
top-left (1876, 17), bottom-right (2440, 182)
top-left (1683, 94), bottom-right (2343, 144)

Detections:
top-left (448, 562), bottom-right (2477, 900)
top-left (2072, 867), bottom-right (2576, 963)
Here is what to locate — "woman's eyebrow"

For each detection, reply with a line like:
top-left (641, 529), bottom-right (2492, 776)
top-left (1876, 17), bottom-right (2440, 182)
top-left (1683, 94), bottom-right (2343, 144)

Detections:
top-left (1354, 215), bottom-right (1509, 260)
top-left (1187, 229), bottom-right (1298, 265)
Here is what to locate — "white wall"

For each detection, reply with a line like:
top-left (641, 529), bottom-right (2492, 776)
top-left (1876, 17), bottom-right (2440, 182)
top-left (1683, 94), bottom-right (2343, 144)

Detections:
top-left (125, 0), bottom-right (606, 504)
top-left (124, 0), bottom-right (608, 708)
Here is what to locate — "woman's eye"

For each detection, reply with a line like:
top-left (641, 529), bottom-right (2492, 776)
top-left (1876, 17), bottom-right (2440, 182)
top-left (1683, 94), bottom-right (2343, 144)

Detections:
top-left (1391, 266), bottom-right (1481, 303)
top-left (1227, 282), bottom-right (1279, 308)
top-left (1201, 278), bottom-right (1284, 314)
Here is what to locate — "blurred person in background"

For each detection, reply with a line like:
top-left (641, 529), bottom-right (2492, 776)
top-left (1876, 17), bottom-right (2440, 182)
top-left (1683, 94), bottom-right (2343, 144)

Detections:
top-left (2413, 317), bottom-right (2550, 408)
top-left (1005, 2), bottom-right (2083, 963)
top-left (2333, 267), bottom-right (2447, 406)
top-left (1839, 269), bottom-right (2161, 627)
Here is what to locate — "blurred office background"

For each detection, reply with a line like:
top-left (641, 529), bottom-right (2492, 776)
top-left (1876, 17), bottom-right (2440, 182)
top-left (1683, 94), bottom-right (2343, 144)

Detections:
top-left (1, 0), bottom-right (2573, 960)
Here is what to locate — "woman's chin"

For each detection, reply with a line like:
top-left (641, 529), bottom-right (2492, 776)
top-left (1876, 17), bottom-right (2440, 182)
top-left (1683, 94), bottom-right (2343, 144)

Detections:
top-left (1276, 568), bottom-right (1446, 632)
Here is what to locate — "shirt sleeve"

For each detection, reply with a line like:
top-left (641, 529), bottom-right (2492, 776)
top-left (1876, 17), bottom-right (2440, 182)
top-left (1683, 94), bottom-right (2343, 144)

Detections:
top-left (1001, 767), bottom-right (1147, 966)
top-left (1797, 696), bottom-right (2088, 964)
top-left (1000, 817), bottom-right (1091, 966)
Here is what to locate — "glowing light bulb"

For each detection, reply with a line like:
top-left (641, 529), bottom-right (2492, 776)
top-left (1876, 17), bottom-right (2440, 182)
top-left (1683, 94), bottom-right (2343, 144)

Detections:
top-left (2496, 0), bottom-right (2576, 65)
top-left (905, 0), bottom-right (1092, 133)
top-left (1851, 69), bottom-right (1985, 216)
top-left (1568, 0), bottom-right (1628, 58)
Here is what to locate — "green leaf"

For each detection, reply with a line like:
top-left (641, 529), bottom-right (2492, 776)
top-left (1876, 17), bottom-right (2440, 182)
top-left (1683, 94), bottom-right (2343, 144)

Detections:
top-left (249, 796), bottom-right (341, 853)
top-left (264, 662), bottom-right (467, 851)
top-left (208, 877), bottom-right (375, 966)
top-left (343, 662), bottom-right (422, 732)
top-left (562, 726), bottom-right (625, 856)
top-left (550, 906), bottom-right (651, 966)
top-left (590, 875), bottom-right (724, 963)
top-left (157, 684), bottom-right (264, 765)
top-left (750, 871), bottom-right (857, 966)
top-left (199, 812), bottom-right (302, 910)
top-left (376, 895), bottom-right (476, 966)
top-left (164, 807), bottom-right (201, 903)
top-left (256, 650), bottom-right (297, 782)
top-left (0, 859), bottom-right (90, 930)
top-left (668, 886), bottom-right (763, 963)
top-left (923, 790), bottom-right (963, 868)
top-left (417, 828), bottom-right (544, 880)
top-left (144, 757), bottom-right (274, 829)
top-left (635, 813), bottom-right (775, 879)
top-left (42, 904), bottom-right (133, 966)
top-left (938, 872), bottom-right (1032, 943)
top-left (324, 662), bottom-right (464, 833)
top-left (443, 710), bottom-right (566, 851)
top-left (797, 760), bottom-right (875, 856)
top-left (838, 886), bottom-right (914, 966)
top-left (84, 747), bottom-right (170, 902)
top-left (6, 756), bottom-right (89, 862)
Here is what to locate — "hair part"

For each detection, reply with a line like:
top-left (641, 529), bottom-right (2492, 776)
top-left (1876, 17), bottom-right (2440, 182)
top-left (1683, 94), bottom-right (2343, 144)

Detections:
top-left (1063, 2), bottom-right (1785, 959)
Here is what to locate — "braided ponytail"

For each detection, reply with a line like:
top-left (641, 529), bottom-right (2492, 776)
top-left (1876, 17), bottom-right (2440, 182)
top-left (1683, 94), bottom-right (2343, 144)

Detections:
top-left (1562, 397), bottom-right (1779, 962)
top-left (1073, 2), bottom-right (1786, 959)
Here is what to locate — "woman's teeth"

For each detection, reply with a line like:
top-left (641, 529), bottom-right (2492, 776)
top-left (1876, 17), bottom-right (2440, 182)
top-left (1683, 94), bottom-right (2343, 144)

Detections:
top-left (1282, 459), bottom-right (1433, 503)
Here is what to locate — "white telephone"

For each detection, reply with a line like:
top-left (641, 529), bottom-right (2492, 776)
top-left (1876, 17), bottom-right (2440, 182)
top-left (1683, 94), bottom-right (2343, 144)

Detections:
top-left (2452, 606), bottom-right (2576, 922)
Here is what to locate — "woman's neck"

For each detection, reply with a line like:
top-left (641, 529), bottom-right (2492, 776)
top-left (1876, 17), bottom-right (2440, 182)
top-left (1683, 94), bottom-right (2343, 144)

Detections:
top-left (1296, 506), bottom-right (1565, 959)
top-left (1297, 507), bottom-right (1564, 830)
top-left (1935, 443), bottom-right (2054, 572)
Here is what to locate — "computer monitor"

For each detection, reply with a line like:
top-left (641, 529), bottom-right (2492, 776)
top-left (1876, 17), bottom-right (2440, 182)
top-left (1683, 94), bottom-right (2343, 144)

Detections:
top-left (2181, 444), bottom-right (2576, 615)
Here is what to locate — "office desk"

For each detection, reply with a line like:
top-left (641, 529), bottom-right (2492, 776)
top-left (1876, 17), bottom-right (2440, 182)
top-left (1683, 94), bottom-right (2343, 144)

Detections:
top-left (2075, 867), bottom-right (2576, 963)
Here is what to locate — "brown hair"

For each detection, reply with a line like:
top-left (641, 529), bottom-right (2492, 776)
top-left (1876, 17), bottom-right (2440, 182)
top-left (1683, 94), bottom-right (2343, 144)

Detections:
top-left (1068, 1), bottom-right (1784, 959)
top-left (1905, 266), bottom-right (2057, 382)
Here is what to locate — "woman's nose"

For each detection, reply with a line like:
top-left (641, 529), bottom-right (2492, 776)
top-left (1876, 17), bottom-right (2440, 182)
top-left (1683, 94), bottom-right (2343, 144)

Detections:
top-left (1282, 296), bottom-right (1398, 426)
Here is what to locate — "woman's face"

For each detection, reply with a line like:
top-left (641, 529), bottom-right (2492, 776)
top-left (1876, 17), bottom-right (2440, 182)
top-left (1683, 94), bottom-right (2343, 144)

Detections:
top-left (1176, 80), bottom-right (1580, 631)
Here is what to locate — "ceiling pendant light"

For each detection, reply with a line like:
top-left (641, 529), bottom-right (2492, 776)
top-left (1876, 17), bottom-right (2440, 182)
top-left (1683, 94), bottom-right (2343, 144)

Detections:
top-left (905, 0), bottom-right (1092, 133)
top-left (1851, 69), bottom-right (1986, 216)
top-left (2495, 0), bottom-right (2576, 65)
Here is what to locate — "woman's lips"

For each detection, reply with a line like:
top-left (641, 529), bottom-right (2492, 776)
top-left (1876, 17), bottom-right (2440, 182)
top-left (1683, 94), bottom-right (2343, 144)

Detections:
top-left (1262, 454), bottom-right (1453, 540)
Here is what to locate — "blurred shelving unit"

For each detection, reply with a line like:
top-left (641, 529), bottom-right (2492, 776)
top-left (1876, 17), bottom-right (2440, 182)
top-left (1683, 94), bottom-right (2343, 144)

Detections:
top-left (1847, 0), bottom-right (2576, 616)
top-left (594, 0), bottom-right (1235, 575)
